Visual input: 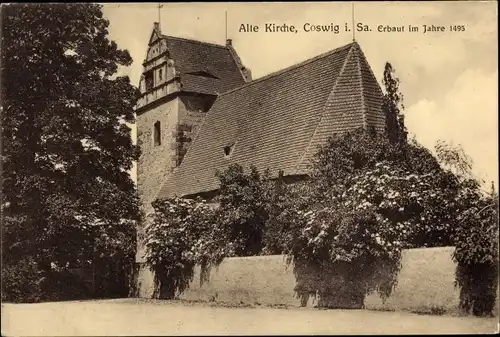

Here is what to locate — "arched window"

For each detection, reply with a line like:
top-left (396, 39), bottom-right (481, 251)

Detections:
top-left (153, 121), bottom-right (161, 146)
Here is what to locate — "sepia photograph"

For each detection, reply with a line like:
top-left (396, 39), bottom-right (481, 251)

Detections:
top-left (1, 1), bottom-right (498, 335)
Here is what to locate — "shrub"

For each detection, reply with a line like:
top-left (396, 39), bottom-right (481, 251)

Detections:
top-left (277, 191), bottom-right (403, 307)
top-left (215, 164), bottom-right (272, 256)
top-left (436, 141), bottom-right (499, 317)
top-left (453, 196), bottom-right (499, 316)
top-left (144, 197), bottom-right (227, 299)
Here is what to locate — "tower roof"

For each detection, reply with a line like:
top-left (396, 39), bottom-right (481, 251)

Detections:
top-left (138, 23), bottom-right (250, 111)
top-left (162, 35), bottom-right (248, 94)
top-left (155, 41), bottom-right (386, 199)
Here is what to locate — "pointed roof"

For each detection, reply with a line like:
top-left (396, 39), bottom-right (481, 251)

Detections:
top-left (155, 42), bottom-right (386, 199)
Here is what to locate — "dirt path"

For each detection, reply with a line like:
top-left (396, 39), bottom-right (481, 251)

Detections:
top-left (2, 299), bottom-right (498, 336)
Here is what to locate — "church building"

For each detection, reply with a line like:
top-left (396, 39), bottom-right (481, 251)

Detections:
top-left (135, 22), bottom-right (386, 265)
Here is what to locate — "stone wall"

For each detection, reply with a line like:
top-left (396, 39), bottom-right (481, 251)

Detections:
top-left (364, 246), bottom-right (459, 313)
top-left (137, 98), bottom-right (179, 214)
top-left (135, 247), bottom-right (499, 315)
top-left (136, 98), bottom-right (179, 262)
top-left (176, 95), bottom-right (212, 166)
top-left (136, 95), bottom-right (214, 263)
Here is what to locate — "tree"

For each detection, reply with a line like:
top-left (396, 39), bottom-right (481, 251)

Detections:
top-left (1, 4), bottom-right (141, 301)
top-left (382, 62), bottom-right (407, 144)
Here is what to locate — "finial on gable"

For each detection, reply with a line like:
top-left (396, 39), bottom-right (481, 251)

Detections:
top-left (156, 4), bottom-right (163, 32)
top-left (148, 21), bottom-right (162, 47)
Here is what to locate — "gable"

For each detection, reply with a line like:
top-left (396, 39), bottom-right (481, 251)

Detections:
top-left (148, 26), bottom-right (161, 46)
top-left (142, 24), bottom-right (247, 97)
top-left (146, 39), bottom-right (168, 62)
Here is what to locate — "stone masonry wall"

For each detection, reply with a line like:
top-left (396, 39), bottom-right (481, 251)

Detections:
top-left (136, 98), bottom-right (179, 262)
top-left (176, 96), bottom-right (208, 165)
top-left (135, 95), bottom-right (212, 262)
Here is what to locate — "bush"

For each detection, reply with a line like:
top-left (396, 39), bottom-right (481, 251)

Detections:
top-left (453, 196), bottom-right (499, 316)
top-left (278, 195), bottom-right (403, 307)
top-left (435, 141), bottom-right (499, 317)
top-left (144, 197), bottom-right (227, 299)
top-left (144, 166), bottom-right (275, 300)
top-left (267, 129), bottom-right (460, 307)
top-left (215, 165), bottom-right (272, 256)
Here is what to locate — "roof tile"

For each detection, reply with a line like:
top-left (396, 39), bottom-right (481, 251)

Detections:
top-left (164, 36), bottom-right (246, 94)
top-left (155, 42), bottom-right (386, 199)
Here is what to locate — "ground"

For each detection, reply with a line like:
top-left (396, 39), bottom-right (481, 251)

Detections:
top-left (2, 299), bottom-right (498, 336)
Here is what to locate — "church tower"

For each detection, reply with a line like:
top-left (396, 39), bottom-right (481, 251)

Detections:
top-left (135, 22), bottom-right (250, 260)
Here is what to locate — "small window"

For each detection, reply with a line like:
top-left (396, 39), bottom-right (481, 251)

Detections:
top-left (186, 71), bottom-right (219, 79)
top-left (224, 143), bottom-right (235, 157)
top-left (153, 121), bottom-right (161, 146)
top-left (145, 71), bottom-right (154, 91)
top-left (159, 68), bottom-right (163, 81)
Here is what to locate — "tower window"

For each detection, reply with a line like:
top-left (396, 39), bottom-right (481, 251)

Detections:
top-left (159, 68), bottom-right (163, 81)
top-left (153, 121), bottom-right (161, 146)
top-left (145, 71), bottom-right (154, 91)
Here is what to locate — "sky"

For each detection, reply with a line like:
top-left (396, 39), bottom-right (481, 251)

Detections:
top-left (102, 1), bottom-right (498, 187)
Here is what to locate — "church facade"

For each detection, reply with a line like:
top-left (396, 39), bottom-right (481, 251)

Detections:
top-left (135, 23), bottom-right (386, 264)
